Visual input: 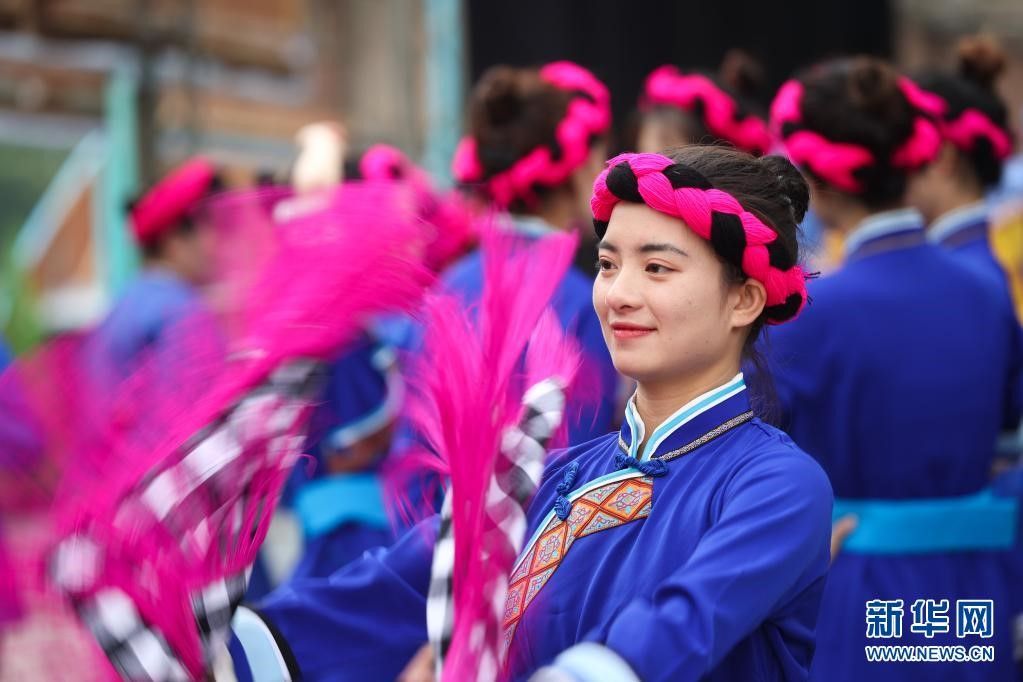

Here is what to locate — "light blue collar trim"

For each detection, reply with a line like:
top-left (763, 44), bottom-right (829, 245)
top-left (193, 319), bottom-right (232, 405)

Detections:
top-left (928, 201), bottom-right (988, 244)
top-left (624, 373), bottom-right (747, 462)
top-left (845, 208), bottom-right (924, 257)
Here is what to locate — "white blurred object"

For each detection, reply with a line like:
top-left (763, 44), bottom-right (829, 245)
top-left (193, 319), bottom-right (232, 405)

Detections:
top-left (261, 509), bottom-right (303, 585)
top-left (36, 283), bottom-right (109, 333)
top-left (291, 121), bottom-right (346, 194)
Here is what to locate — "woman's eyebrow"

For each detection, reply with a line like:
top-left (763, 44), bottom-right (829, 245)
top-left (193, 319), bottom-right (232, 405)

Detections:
top-left (639, 243), bottom-right (688, 257)
top-left (597, 240), bottom-right (617, 252)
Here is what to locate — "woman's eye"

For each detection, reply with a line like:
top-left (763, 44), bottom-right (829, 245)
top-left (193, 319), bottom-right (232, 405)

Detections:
top-left (595, 258), bottom-right (616, 272)
top-left (646, 263), bottom-right (673, 274)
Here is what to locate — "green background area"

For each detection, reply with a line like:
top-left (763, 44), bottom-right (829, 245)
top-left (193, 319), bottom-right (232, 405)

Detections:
top-left (0, 143), bottom-right (69, 352)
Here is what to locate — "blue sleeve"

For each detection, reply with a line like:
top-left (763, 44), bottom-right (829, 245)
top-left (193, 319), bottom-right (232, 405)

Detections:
top-left (581, 449), bottom-right (833, 682)
top-left (1002, 308), bottom-right (1023, 431)
top-left (231, 516), bottom-right (437, 681)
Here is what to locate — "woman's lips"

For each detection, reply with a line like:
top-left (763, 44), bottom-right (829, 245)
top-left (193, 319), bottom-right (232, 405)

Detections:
top-left (611, 323), bottom-right (655, 339)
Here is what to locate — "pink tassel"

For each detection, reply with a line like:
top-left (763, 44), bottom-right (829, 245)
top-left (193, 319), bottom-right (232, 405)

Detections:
top-left (44, 182), bottom-right (433, 677)
top-left (391, 226), bottom-right (581, 681)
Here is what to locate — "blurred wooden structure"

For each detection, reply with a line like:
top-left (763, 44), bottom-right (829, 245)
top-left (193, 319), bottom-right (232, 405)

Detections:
top-left (0, 0), bottom-right (442, 337)
top-left (0, 0), bottom-right (431, 177)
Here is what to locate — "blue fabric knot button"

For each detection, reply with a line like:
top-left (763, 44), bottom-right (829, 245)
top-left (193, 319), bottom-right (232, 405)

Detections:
top-left (613, 453), bottom-right (668, 477)
top-left (553, 462), bottom-right (580, 520)
top-left (553, 496), bottom-right (573, 522)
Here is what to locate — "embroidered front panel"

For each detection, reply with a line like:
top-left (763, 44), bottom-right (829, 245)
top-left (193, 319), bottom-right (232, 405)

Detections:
top-left (502, 476), bottom-right (654, 649)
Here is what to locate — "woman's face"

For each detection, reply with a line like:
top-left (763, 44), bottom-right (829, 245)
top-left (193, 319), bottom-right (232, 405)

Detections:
top-left (635, 108), bottom-right (696, 154)
top-left (592, 202), bottom-right (761, 388)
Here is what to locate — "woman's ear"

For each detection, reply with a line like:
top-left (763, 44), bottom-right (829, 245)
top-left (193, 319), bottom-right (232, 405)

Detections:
top-left (730, 278), bottom-right (767, 330)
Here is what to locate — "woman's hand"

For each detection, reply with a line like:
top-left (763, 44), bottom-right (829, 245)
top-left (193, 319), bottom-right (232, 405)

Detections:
top-left (830, 514), bottom-right (858, 562)
top-left (398, 643), bottom-right (435, 682)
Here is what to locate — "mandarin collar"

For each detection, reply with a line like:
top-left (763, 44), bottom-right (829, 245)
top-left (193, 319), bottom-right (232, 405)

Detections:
top-left (928, 201), bottom-right (989, 248)
top-left (620, 373), bottom-right (750, 462)
top-left (845, 208), bottom-right (925, 260)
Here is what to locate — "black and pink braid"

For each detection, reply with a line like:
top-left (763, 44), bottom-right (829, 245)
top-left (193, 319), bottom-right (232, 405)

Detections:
top-left (911, 75), bottom-right (1014, 188)
top-left (591, 152), bottom-right (808, 324)
top-left (642, 65), bottom-right (772, 156)
top-left (452, 61), bottom-right (611, 209)
top-left (770, 71), bottom-right (944, 195)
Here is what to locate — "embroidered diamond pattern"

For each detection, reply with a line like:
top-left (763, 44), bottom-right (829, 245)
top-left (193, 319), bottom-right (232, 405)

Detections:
top-left (565, 501), bottom-right (597, 537)
top-left (502, 622), bottom-right (519, 654)
top-left (604, 482), bottom-right (648, 519)
top-left (578, 510), bottom-right (625, 536)
top-left (525, 567), bottom-right (555, 607)
top-left (503, 581), bottom-right (526, 622)
top-left (531, 524), bottom-right (567, 572)
top-left (509, 546), bottom-right (535, 583)
top-left (582, 484), bottom-right (619, 504)
top-left (502, 476), bottom-right (653, 642)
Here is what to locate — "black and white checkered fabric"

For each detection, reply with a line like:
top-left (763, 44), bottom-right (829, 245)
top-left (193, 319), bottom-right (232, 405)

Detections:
top-left (428, 378), bottom-right (565, 680)
top-left (78, 587), bottom-right (190, 682)
top-left (52, 360), bottom-right (325, 681)
top-left (192, 569), bottom-right (250, 654)
top-left (426, 491), bottom-right (456, 678)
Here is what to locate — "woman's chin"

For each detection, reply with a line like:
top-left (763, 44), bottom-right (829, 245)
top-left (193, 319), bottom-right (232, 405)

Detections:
top-left (610, 357), bottom-right (658, 384)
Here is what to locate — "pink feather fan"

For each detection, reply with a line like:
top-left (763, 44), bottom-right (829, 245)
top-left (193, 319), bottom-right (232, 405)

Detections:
top-left (395, 226), bottom-right (582, 680)
top-left (46, 182), bottom-right (433, 678)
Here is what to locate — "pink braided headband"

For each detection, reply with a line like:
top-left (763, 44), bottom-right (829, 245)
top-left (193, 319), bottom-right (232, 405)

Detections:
top-left (356, 144), bottom-right (476, 272)
top-left (359, 144), bottom-right (433, 189)
top-left (770, 77), bottom-right (943, 192)
top-left (591, 152), bottom-right (807, 324)
top-left (452, 61), bottom-right (611, 208)
top-left (867, 79), bottom-right (1013, 162)
top-left (943, 109), bottom-right (1014, 161)
top-left (643, 65), bottom-right (771, 156)
top-left (360, 144), bottom-right (413, 181)
top-left (131, 157), bottom-right (217, 245)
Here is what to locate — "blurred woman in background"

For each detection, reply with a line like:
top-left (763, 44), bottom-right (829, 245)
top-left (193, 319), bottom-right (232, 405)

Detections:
top-left (446, 61), bottom-right (619, 444)
top-left (769, 55), bottom-right (1022, 681)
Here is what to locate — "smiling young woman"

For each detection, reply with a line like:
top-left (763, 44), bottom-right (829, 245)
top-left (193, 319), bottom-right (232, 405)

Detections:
top-left (595, 200), bottom-right (767, 429)
top-left (221, 146), bottom-right (833, 682)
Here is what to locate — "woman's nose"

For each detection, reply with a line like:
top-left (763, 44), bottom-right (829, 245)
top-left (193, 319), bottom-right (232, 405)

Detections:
top-left (604, 266), bottom-right (642, 311)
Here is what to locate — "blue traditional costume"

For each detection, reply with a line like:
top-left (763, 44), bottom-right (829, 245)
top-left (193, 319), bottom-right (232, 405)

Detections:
top-left (283, 333), bottom-right (400, 581)
top-left (83, 158), bottom-right (220, 384)
top-left (228, 376), bottom-right (833, 681)
top-left (929, 201), bottom-right (1014, 301)
top-left (765, 209), bottom-right (1022, 681)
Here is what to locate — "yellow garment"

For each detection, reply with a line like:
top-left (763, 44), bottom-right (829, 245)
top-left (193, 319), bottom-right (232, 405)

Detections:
top-left (990, 200), bottom-right (1023, 323)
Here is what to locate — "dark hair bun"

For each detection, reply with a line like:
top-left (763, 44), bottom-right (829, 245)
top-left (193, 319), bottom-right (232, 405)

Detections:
top-left (846, 56), bottom-right (903, 115)
top-left (957, 34), bottom-right (1006, 91)
top-left (476, 66), bottom-right (530, 126)
top-left (719, 48), bottom-right (766, 101)
top-left (788, 56), bottom-right (918, 208)
top-left (468, 65), bottom-right (570, 182)
top-left (760, 155), bottom-right (810, 224)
